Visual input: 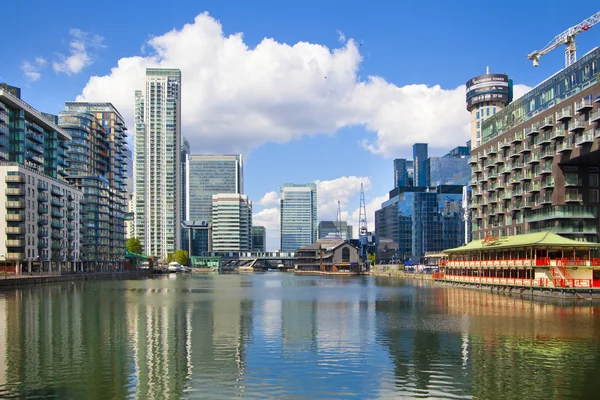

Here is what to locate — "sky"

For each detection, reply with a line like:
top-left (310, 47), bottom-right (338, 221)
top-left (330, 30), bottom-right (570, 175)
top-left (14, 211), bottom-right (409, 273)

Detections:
top-left (2, 1), bottom-right (599, 250)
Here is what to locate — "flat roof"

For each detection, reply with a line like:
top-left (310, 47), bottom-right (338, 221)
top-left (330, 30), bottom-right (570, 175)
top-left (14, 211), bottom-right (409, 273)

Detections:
top-left (444, 232), bottom-right (600, 253)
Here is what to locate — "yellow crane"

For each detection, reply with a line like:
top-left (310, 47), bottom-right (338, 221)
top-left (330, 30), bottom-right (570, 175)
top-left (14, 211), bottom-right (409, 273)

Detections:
top-left (528, 11), bottom-right (600, 67)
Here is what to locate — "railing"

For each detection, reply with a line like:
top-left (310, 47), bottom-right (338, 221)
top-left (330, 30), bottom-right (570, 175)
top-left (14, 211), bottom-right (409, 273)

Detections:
top-left (446, 258), bottom-right (600, 267)
top-left (435, 274), bottom-right (594, 289)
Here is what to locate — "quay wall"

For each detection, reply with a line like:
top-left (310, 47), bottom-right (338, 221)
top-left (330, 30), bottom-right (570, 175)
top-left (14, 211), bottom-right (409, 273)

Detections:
top-left (0, 270), bottom-right (151, 289)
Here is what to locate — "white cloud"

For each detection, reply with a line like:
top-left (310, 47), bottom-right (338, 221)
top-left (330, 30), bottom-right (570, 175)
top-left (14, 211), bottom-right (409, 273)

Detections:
top-left (252, 207), bottom-right (280, 251)
top-left (337, 30), bottom-right (346, 43)
top-left (20, 58), bottom-right (48, 82)
top-left (258, 191), bottom-right (280, 207)
top-left (53, 29), bottom-right (105, 75)
top-left (76, 12), bottom-right (528, 156)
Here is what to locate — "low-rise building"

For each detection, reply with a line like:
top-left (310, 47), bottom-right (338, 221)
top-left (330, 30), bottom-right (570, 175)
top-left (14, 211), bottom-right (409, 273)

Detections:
top-left (295, 240), bottom-right (361, 272)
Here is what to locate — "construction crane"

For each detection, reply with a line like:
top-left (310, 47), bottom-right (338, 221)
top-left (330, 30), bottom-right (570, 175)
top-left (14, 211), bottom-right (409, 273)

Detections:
top-left (527, 11), bottom-right (600, 68)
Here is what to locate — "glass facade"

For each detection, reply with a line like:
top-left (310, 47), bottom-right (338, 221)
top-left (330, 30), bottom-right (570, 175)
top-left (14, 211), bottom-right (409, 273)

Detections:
top-left (251, 226), bottom-right (266, 252)
top-left (186, 154), bottom-right (243, 221)
top-left (413, 143), bottom-right (428, 187)
top-left (181, 222), bottom-right (211, 256)
top-left (317, 221), bottom-right (352, 240)
top-left (393, 158), bottom-right (412, 188)
top-left (280, 183), bottom-right (317, 252)
top-left (426, 156), bottom-right (471, 187)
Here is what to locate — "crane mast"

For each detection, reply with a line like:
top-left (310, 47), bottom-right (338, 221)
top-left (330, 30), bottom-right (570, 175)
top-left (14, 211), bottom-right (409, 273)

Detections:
top-left (528, 11), bottom-right (600, 67)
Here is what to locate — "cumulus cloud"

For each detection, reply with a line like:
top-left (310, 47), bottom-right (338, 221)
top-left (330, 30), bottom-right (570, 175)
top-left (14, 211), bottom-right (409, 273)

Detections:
top-left (258, 191), bottom-right (280, 207)
top-left (76, 12), bottom-right (521, 156)
top-left (20, 58), bottom-right (47, 82)
top-left (252, 207), bottom-right (280, 251)
top-left (53, 29), bottom-right (105, 75)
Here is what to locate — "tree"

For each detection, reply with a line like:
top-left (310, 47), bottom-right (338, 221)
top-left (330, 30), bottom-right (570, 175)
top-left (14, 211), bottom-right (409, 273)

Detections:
top-left (166, 253), bottom-right (175, 263)
top-left (126, 237), bottom-right (143, 255)
top-left (367, 252), bottom-right (376, 265)
top-left (174, 250), bottom-right (189, 266)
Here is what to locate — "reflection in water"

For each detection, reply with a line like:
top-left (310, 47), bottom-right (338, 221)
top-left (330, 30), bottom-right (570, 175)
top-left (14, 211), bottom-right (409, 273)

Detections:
top-left (0, 275), bottom-right (599, 399)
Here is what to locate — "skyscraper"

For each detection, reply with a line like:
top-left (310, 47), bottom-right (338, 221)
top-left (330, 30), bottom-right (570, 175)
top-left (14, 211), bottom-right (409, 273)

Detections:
top-left (413, 143), bottom-right (428, 188)
top-left (393, 158), bottom-right (409, 189)
top-left (280, 183), bottom-right (317, 252)
top-left (134, 68), bottom-right (182, 258)
top-left (211, 194), bottom-right (252, 252)
top-left (185, 154), bottom-right (243, 221)
top-left (251, 226), bottom-right (266, 252)
top-left (181, 137), bottom-right (190, 224)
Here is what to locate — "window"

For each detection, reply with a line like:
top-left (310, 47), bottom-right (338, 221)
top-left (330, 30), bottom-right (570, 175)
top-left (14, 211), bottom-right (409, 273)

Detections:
top-left (487, 108), bottom-right (490, 116)
top-left (342, 247), bottom-right (350, 262)
top-left (477, 121), bottom-right (480, 128)
top-left (477, 131), bottom-right (480, 138)
top-left (476, 112), bottom-right (480, 119)
top-left (590, 174), bottom-right (599, 187)
top-left (590, 189), bottom-right (599, 203)
top-left (493, 108), bottom-right (496, 114)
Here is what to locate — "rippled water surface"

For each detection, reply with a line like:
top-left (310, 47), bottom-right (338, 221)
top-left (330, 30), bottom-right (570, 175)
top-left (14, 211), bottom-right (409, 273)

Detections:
top-left (1, 274), bottom-right (600, 399)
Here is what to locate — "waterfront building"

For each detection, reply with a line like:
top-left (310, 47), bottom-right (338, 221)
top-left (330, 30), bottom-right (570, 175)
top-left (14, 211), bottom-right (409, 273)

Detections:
top-left (393, 158), bottom-right (413, 188)
top-left (134, 68), bottom-right (182, 258)
top-left (413, 143), bottom-right (428, 188)
top-left (295, 239), bottom-right (361, 272)
top-left (251, 226), bottom-right (266, 252)
top-left (466, 69), bottom-right (513, 149)
top-left (211, 194), bottom-right (252, 252)
top-left (468, 48), bottom-right (600, 242)
top-left (181, 221), bottom-right (211, 256)
top-left (375, 185), bottom-right (464, 263)
top-left (59, 102), bottom-right (129, 271)
top-left (0, 85), bottom-right (82, 274)
top-left (185, 154), bottom-right (243, 221)
top-left (280, 183), bottom-right (317, 252)
top-left (438, 231), bottom-right (600, 292)
top-left (318, 221), bottom-right (352, 240)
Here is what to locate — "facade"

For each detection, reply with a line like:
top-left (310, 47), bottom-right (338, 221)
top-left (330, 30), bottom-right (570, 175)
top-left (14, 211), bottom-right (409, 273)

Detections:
top-left (181, 137), bottom-right (190, 224)
top-left (0, 85), bottom-right (82, 273)
top-left (426, 153), bottom-right (471, 187)
top-left (466, 70), bottom-right (512, 149)
top-left (295, 240), bottom-right (361, 272)
top-left (134, 68), bottom-right (182, 258)
top-left (469, 48), bottom-right (600, 242)
top-left (393, 158), bottom-right (413, 188)
top-left (318, 220), bottom-right (352, 240)
top-left (59, 102), bottom-right (129, 271)
top-left (251, 226), bottom-right (266, 252)
top-left (185, 154), bottom-right (243, 221)
top-left (413, 143), bottom-right (428, 187)
top-left (280, 183), bottom-right (317, 252)
top-left (125, 147), bottom-right (133, 196)
top-left (181, 221), bottom-right (211, 256)
top-left (375, 186), bottom-right (464, 262)
top-left (211, 194), bottom-right (252, 252)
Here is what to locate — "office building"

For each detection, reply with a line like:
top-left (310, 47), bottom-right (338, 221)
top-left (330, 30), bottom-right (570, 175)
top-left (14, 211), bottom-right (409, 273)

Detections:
top-left (181, 137), bottom-right (190, 223)
top-left (280, 183), bottom-right (317, 252)
top-left (185, 154), bottom-right (243, 221)
top-left (393, 158), bottom-right (413, 188)
top-left (426, 148), bottom-right (471, 187)
top-left (413, 143), bottom-right (428, 187)
top-left (0, 84), bottom-right (82, 273)
top-left (125, 147), bottom-right (133, 195)
top-left (251, 226), bottom-right (266, 252)
top-left (134, 68), bottom-right (182, 258)
top-left (211, 194), bottom-right (252, 252)
top-left (466, 69), bottom-right (513, 149)
top-left (469, 48), bottom-right (600, 242)
top-left (318, 221), bottom-right (353, 240)
top-left (181, 221), bottom-right (211, 256)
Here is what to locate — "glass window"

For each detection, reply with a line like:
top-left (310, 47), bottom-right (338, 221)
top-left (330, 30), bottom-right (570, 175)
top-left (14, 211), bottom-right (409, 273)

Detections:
top-left (590, 189), bottom-right (599, 203)
top-left (487, 108), bottom-right (490, 116)
top-left (477, 121), bottom-right (480, 128)
top-left (476, 112), bottom-right (480, 119)
top-left (590, 174), bottom-right (599, 187)
top-left (493, 108), bottom-right (496, 114)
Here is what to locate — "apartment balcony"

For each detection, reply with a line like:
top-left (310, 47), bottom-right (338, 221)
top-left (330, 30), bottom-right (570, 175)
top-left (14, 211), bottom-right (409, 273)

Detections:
top-left (478, 151), bottom-right (488, 160)
top-left (67, 223), bottom-right (76, 231)
top-left (527, 152), bottom-right (540, 164)
top-left (569, 117), bottom-right (587, 132)
top-left (528, 122), bottom-right (541, 136)
top-left (487, 144), bottom-right (498, 156)
top-left (539, 194), bottom-right (553, 205)
top-left (5, 174), bottom-right (25, 183)
top-left (528, 182), bottom-right (541, 193)
top-left (565, 190), bottom-right (583, 203)
top-left (38, 182), bottom-right (48, 191)
top-left (37, 239), bottom-right (48, 249)
top-left (564, 176), bottom-right (582, 187)
top-left (67, 212), bottom-right (75, 220)
top-left (541, 116), bottom-right (554, 129)
top-left (38, 230), bottom-right (48, 238)
top-left (5, 200), bottom-right (25, 209)
top-left (539, 132), bottom-right (552, 145)
top-left (510, 132), bottom-right (523, 144)
top-left (512, 188), bottom-right (524, 197)
top-left (5, 213), bottom-right (24, 222)
top-left (500, 138), bottom-right (511, 149)
top-left (5, 188), bottom-right (25, 196)
top-left (501, 190), bottom-right (513, 200)
top-left (38, 192), bottom-right (48, 202)
top-left (508, 148), bottom-right (521, 158)
top-left (556, 107), bottom-right (572, 121)
top-left (6, 226), bottom-right (25, 234)
top-left (6, 253), bottom-right (24, 260)
top-left (38, 216), bottom-right (48, 226)
top-left (550, 127), bottom-right (566, 140)
top-left (51, 187), bottom-right (63, 197)
top-left (494, 157), bottom-right (504, 166)
top-left (51, 231), bottom-right (62, 240)
top-left (521, 198), bottom-right (533, 209)
top-left (575, 130), bottom-right (594, 146)
top-left (556, 139), bottom-right (573, 153)
top-left (520, 171), bottom-right (533, 181)
top-left (468, 156), bottom-right (478, 165)
top-left (575, 97), bottom-right (593, 112)
top-left (51, 198), bottom-right (64, 208)
top-left (540, 163), bottom-right (553, 174)
top-left (6, 239), bottom-right (25, 247)
top-left (51, 221), bottom-right (64, 230)
top-left (591, 109), bottom-right (600, 123)
top-left (510, 162), bottom-right (523, 171)
top-left (469, 202), bottom-right (479, 210)
top-left (38, 205), bottom-right (48, 214)
top-left (519, 143), bottom-right (532, 154)
top-left (540, 149), bottom-right (555, 159)
top-left (67, 203), bottom-right (75, 211)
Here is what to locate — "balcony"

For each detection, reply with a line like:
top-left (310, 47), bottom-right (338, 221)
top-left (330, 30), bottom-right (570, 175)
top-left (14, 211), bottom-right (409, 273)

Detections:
top-left (575, 129), bottom-right (594, 146)
top-left (521, 198), bottom-right (533, 209)
top-left (540, 163), bottom-right (553, 174)
top-left (38, 230), bottom-right (48, 238)
top-left (528, 122), bottom-right (541, 136)
top-left (501, 190), bottom-right (512, 200)
top-left (556, 139), bottom-right (573, 153)
top-left (528, 182), bottom-right (541, 193)
top-left (569, 117), bottom-right (586, 132)
top-left (6, 226), bottom-right (25, 234)
top-left (487, 144), bottom-right (498, 156)
top-left (5, 200), bottom-right (25, 209)
top-left (468, 156), bottom-right (477, 165)
top-left (519, 143), bottom-right (531, 154)
top-left (6, 253), bottom-right (24, 260)
top-left (550, 127), bottom-right (566, 140)
top-left (67, 223), bottom-right (76, 231)
top-left (541, 116), bottom-right (554, 129)
top-left (539, 132), bottom-right (552, 145)
top-left (5, 174), bottom-right (25, 183)
top-left (565, 176), bottom-right (582, 187)
top-left (38, 216), bottom-right (48, 226)
top-left (38, 182), bottom-right (48, 191)
top-left (51, 198), bottom-right (64, 208)
top-left (38, 192), bottom-right (48, 202)
top-left (539, 194), bottom-right (553, 205)
top-left (38, 205), bottom-right (48, 214)
top-left (590, 109), bottom-right (600, 123)
top-left (565, 190), bottom-right (582, 202)
top-left (5, 213), bottom-right (24, 222)
top-left (540, 148), bottom-right (555, 159)
top-left (527, 152), bottom-right (540, 164)
top-left (5, 188), bottom-right (24, 196)
top-left (510, 162), bottom-right (523, 171)
top-left (478, 151), bottom-right (488, 160)
top-left (6, 239), bottom-right (25, 247)
top-left (556, 107), bottom-right (572, 121)
top-left (500, 139), bottom-right (511, 149)
top-left (575, 97), bottom-right (593, 112)
top-left (520, 171), bottom-right (533, 181)
top-left (51, 187), bottom-right (63, 197)
top-left (510, 132), bottom-right (523, 144)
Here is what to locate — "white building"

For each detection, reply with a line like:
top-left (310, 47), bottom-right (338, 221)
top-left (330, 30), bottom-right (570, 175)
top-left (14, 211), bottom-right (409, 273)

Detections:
top-left (0, 164), bottom-right (82, 273)
top-left (134, 68), bottom-right (182, 258)
top-left (211, 194), bottom-right (252, 252)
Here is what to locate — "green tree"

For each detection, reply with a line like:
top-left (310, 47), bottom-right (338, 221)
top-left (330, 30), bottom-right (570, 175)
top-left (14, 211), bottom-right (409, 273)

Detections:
top-left (166, 253), bottom-right (175, 263)
top-left (126, 237), bottom-right (143, 255)
top-left (174, 250), bottom-right (189, 266)
top-left (367, 253), bottom-right (376, 265)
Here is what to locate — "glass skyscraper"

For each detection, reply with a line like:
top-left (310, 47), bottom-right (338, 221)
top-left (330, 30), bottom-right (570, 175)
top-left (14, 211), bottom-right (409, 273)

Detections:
top-left (185, 154), bottom-right (243, 222)
top-left (280, 183), bottom-right (317, 252)
top-left (413, 143), bottom-right (428, 188)
top-left (134, 68), bottom-right (181, 258)
top-left (251, 226), bottom-right (266, 252)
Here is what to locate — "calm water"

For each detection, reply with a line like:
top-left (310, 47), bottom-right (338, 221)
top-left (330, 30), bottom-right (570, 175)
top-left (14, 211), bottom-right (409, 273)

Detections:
top-left (0, 274), bottom-right (600, 399)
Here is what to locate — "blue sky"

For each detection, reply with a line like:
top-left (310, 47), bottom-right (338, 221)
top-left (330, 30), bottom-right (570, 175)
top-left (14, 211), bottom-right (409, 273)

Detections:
top-left (2, 1), bottom-right (599, 250)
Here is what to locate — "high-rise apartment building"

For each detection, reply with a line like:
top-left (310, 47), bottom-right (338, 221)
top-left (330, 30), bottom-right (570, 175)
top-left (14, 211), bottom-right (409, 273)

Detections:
top-left (59, 102), bottom-right (129, 270)
top-left (469, 48), bottom-right (600, 242)
top-left (413, 143), bottom-right (428, 187)
top-left (0, 84), bottom-right (82, 274)
top-left (211, 194), bottom-right (252, 252)
top-left (181, 137), bottom-right (190, 224)
top-left (185, 154), bottom-right (243, 221)
top-left (280, 183), bottom-right (317, 252)
top-left (134, 68), bottom-right (182, 258)
top-left (251, 226), bottom-right (266, 252)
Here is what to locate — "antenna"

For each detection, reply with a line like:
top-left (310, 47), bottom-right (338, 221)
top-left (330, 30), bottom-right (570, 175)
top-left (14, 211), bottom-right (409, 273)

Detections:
top-left (486, 66), bottom-right (490, 74)
top-left (336, 200), bottom-right (344, 239)
top-left (359, 183), bottom-right (367, 238)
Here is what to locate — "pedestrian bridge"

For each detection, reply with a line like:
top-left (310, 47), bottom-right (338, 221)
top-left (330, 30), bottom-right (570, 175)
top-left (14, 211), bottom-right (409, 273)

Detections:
top-left (217, 251), bottom-right (296, 272)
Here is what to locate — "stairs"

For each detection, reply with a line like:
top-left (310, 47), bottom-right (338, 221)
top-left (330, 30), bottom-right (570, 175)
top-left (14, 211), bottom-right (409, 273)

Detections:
top-left (550, 266), bottom-right (573, 287)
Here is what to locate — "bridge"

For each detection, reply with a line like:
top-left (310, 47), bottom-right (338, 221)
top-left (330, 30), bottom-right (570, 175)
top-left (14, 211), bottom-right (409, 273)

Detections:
top-left (215, 251), bottom-right (296, 272)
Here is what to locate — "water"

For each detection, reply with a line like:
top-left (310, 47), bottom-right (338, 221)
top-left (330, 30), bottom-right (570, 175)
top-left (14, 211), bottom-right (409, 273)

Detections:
top-left (0, 274), bottom-right (599, 399)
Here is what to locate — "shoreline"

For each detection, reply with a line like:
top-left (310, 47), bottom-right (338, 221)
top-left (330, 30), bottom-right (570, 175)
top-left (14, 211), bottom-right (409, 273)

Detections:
top-left (0, 270), bottom-right (151, 289)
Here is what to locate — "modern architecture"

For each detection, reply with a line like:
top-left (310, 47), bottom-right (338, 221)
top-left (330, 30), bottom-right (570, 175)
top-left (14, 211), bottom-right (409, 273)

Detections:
top-left (181, 137), bottom-right (190, 223)
top-left (0, 84), bottom-right (82, 273)
top-left (280, 183), bottom-right (317, 252)
top-left (134, 68), bottom-right (182, 258)
top-left (185, 154), bottom-right (243, 221)
top-left (469, 48), bottom-right (600, 242)
top-left (59, 102), bottom-right (129, 271)
top-left (211, 194), bottom-right (252, 252)
top-left (318, 220), bottom-right (352, 240)
top-left (413, 143), bottom-right (428, 187)
top-left (393, 158), bottom-right (413, 188)
top-left (251, 226), bottom-right (266, 252)
top-left (181, 221), bottom-right (211, 256)
top-left (426, 146), bottom-right (471, 187)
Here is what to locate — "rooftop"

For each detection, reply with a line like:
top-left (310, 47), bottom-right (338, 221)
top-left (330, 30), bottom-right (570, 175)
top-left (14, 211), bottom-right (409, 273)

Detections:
top-left (444, 232), bottom-right (600, 253)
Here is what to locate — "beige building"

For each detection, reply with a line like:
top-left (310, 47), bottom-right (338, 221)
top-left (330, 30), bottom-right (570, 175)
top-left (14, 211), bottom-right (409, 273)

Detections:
top-left (211, 193), bottom-right (252, 252)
